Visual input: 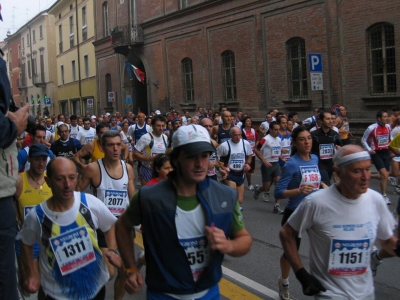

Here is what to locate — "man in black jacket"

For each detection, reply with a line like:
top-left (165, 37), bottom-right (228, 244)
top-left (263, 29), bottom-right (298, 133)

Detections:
top-left (0, 40), bottom-right (30, 299)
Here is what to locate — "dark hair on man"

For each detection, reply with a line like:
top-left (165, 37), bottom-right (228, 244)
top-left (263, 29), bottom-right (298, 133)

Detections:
top-left (57, 114), bottom-right (64, 119)
top-left (82, 117), bottom-right (90, 123)
top-left (96, 122), bottom-right (110, 134)
top-left (288, 111), bottom-right (298, 120)
top-left (151, 115), bottom-right (166, 126)
top-left (152, 154), bottom-right (171, 178)
top-left (276, 112), bottom-right (284, 119)
top-left (318, 111), bottom-right (331, 121)
top-left (70, 115), bottom-right (77, 121)
top-left (30, 125), bottom-right (46, 137)
top-left (376, 110), bottom-right (387, 119)
top-left (101, 130), bottom-right (121, 148)
top-left (277, 115), bottom-right (288, 124)
top-left (266, 121), bottom-right (279, 135)
top-left (392, 106), bottom-right (399, 112)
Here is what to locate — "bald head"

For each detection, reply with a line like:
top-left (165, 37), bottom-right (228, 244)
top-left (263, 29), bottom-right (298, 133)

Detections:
top-left (46, 157), bottom-right (76, 179)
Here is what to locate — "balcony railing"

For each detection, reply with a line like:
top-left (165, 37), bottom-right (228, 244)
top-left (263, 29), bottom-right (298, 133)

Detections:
top-left (59, 41), bottom-right (63, 53)
top-left (17, 77), bottom-right (27, 90)
top-left (111, 25), bottom-right (143, 47)
top-left (33, 73), bottom-right (46, 87)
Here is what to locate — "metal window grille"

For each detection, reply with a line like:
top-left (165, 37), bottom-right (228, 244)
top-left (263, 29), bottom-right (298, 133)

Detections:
top-left (182, 58), bottom-right (194, 102)
top-left (222, 51), bottom-right (237, 102)
top-left (180, 0), bottom-right (189, 9)
top-left (287, 38), bottom-right (308, 99)
top-left (367, 24), bottom-right (396, 95)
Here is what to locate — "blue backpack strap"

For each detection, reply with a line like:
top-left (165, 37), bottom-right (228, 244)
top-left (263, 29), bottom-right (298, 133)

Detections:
top-left (35, 204), bottom-right (45, 223)
top-left (79, 192), bottom-right (95, 231)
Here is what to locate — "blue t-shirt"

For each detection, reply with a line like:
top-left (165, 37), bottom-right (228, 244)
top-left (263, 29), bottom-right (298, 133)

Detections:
top-left (274, 153), bottom-right (320, 211)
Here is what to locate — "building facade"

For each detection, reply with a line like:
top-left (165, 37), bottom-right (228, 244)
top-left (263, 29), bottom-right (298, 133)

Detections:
top-left (49, 0), bottom-right (98, 117)
top-left (98, 0), bottom-right (399, 124)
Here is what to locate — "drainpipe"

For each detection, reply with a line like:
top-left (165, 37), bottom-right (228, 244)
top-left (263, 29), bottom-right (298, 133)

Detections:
top-left (75, 0), bottom-right (82, 112)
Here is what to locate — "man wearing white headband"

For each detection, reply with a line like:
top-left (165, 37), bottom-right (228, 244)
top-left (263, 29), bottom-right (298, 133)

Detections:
top-left (280, 145), bottom-right (399, 299)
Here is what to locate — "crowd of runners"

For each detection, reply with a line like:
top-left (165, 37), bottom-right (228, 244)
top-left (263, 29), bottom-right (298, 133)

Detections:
top-left (2, 95), bottom-right (400, 300)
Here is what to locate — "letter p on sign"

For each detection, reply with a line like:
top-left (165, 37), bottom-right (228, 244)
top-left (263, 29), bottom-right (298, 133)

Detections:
top-left (308, 54), bottom-right (322, 72)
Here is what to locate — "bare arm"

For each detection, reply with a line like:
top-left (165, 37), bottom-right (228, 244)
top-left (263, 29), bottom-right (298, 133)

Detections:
top-left (204, 226), bottom-right (252, 257)
top-left (115, 212), bottom-right (144, 294)
top-left (75, 163), bottom-right (96, 191)
top-left (380, 236), bottom-right (399, 257)
top-left (20, 242), bottom-right (40, 293)
top-left (73, 142), bottom-right (94, 169)
top-left (14, 174), bottom-right (23, 200)
top-left (254, 147), bottom-right (271, 167)
top-left (133, 149), bottom-right (152, 163)
top-left (279, 223), bottom-right (304, 272)
top-left (126, 164), bottom-right (136, 199)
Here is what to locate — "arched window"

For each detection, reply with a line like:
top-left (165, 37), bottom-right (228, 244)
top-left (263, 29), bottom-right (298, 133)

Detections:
top-left (221, 50), bottom-right (237, 102)
top-left (103, 2), bottom-right (109, 37)
top-left (367, 23), bottom-right (396, 95)
top-left (105, 74), bottom-right (112, 107)
top-left (287, 38), bottom-right (308, 99)
top-left (181, 58), bottom-right (194, 102)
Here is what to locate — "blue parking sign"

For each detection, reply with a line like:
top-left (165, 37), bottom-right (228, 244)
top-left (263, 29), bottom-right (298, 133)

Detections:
top-left (308, 54), bottom-right (323, 72)
top-left (44, 98), bottom-right (51, 106)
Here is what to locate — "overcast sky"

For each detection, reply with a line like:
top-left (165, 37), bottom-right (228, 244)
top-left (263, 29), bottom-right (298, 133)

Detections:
top-left (1, 0), bottom-right (58, 41)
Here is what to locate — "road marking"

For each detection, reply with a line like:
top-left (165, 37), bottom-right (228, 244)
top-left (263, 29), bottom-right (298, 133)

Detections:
top-left (134, 232), bottom-right (280, 299)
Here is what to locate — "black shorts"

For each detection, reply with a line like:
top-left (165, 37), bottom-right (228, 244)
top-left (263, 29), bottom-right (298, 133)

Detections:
top-left (261, 162), bottom-right (281, 183)
top-left (281, 208), bottom-right (301, 254)
top-left (371, 150), bottom-right (390, 172)
top-left (227, 171), bottom-right (245, 186)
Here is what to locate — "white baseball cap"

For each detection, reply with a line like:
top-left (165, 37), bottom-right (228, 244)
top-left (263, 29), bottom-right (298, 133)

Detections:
top-left (57, 121), bottom-right (64, 126)
top-left (105, 112), bottom-right (111, 116)
top-left (91, 115), bottom-right (97, 119)
top-left (155, 110), bottom-right (161, 115)
top-left (172, 124), bottom-right (215, 154)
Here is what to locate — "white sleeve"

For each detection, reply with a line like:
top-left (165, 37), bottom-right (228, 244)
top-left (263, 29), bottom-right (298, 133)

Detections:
top-left (127, 125), bottom-right (135, 138)
top-left (216, 142), bottom-right (228, 159)
top-left (244, 141), bottom-right (252, 156)
top-left (146, 125), bottom-right (152, 133)
top-left (287, 196), bottom-right (318, 238)
top-left (361, 126), bottom-right (373, 151)
top-left (134, 134), bottom-right (151, 152)
top-left (376, 200), bottom-right (396, 241)
top-left (16, 209), bottom-right (41, 245)
top-left (85, 194), bottom-right (117, 232)
top-left (302, 117), bottom-right (312, 125)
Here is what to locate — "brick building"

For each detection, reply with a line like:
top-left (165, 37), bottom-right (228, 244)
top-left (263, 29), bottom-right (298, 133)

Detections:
top-left (97, 0), bottom-right (399, 126)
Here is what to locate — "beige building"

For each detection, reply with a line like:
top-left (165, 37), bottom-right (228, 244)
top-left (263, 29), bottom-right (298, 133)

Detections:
top-left (49, 0), bottom-right (98, 116)
top-left (17, 12), bottom-right (58, 117)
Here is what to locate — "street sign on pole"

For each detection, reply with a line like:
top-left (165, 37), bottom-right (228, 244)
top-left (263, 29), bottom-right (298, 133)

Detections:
top-left (308, 53), bottom-right (323, 91)
top-left (44, 97), bottom-right (51, 106)
top-left (108, 92), bottom-right (115, 102)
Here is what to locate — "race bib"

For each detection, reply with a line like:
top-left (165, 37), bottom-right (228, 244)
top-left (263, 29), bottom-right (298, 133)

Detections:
top-left (24, 206), bottom-right (35, 217)
top-left (104, 189), bottom-right (128, 216)
top-left (299, 166), bottom-right (321, 189)
top-left (50, 226), bottom-right (95, 276)
top-left (229, 159), bottom-right (244, 171)
top-left (377, 135), bottom-right (389, 147)
top-left (344, 123), bottom-right (349, 131)
top-left (207, 156), bottom-right (217, 176)
top-left (271, 146), bottom-right (281, 160)
top-left (180, 235), bottom-right (209, 281)
top-left (328, 238), bottom-right (370, 276)
top-left (281, 146), bottom-right (291, 159)
top-left (84, 136), bottom-right (94, 144)
top-left (319, 144), bottom-right (334, 159)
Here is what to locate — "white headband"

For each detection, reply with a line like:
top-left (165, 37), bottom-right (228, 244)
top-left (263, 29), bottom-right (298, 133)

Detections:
top-left (335, 151), bottom-right (370, 167)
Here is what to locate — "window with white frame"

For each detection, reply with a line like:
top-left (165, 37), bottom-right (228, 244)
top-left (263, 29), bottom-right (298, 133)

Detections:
top-left (84, 55), bottom-right (89, 78)
top-left (72, 60), bottom-right (76, 81)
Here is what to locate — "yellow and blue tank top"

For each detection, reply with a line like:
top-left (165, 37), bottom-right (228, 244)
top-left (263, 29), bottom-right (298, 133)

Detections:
top-left (91, 140), bottom-right (105, 162)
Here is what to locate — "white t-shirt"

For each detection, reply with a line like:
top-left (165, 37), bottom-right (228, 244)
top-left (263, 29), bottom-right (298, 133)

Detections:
top-left (259, 134), bottom-right (281, 162)
top-left (216, 139), bottom-right (252, 171)
top-left (45, 130), bottom-right (53, 142)
top-left (134, 133), bottom-right (168, 168)
top-left (17, 192), bottom-right (117, 300)
top-left (259, 121), bottom-right (269, 133)
top-left (76, 127), bottom-right (96, 145)
top-left (288, 186), bottom-right (395, 300)
top-left (70, 125), bottom-right (83, 139)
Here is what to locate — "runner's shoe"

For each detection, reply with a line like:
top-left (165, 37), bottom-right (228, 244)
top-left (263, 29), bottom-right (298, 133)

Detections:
top-left (273, 205), bottom-right (284, 215)
top-left (278, 277), bottom-right (292, 300)
top-left (396, 186), bottom-right (400, 195)
top-left (263, 192), bottom-right (270, 202)
top-left (136, 250), bottom-right (145, 270)
top-left (248, 184), bottom-right (254, 191)
top-left (370, 246), bottom-right (382, 277)
top-left (383, 195), bottom-right (391, 205)
top-left (388, 176), bottom-right (397, 186)
top-left (253, 185), bottom-right (260, 200)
